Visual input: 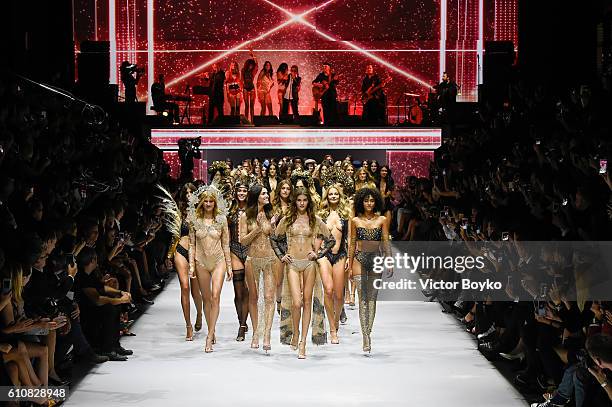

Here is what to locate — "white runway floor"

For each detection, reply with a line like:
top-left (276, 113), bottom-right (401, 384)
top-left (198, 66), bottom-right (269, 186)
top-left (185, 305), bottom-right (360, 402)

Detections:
top-left (66, 274), bottom-right (526, 407)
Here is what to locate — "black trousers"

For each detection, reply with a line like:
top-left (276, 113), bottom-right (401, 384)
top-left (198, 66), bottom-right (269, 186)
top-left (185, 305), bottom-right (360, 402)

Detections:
top-left (362, 97), bottom-right (386, 125)
top-left (322, 96), bottom-right (338, 125)
top-left (281, 98), bottom-right (299, 117)
top-left (208, 96), bottom-right (224, 124)
top-left (80, 304), bottom-right (120, 353)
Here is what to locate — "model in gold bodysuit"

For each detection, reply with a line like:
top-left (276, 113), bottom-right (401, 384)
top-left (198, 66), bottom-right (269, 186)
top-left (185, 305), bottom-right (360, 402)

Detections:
top-left (239, 184), bottom-right (276, 353)
top-left (188, 185), bottom-right (233, 353)
top-left (271, 187), bottom-right (335, 359)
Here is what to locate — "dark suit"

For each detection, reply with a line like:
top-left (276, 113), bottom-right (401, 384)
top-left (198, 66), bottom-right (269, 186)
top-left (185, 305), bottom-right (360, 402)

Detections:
top-left (281, 75), bottom-right (301, 118)
top-left (312, 72), bottom-right (339, 125)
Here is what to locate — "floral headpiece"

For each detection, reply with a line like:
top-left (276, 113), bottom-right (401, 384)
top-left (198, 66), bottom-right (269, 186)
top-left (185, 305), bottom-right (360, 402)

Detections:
top-left (208, 160), bottom-right (230, 176)
top-left (186, 182), bottom-right (229, 227)
top-left (290, 168), bottom-right (313, 187)
top-left (321, 166), bottom-right (352, 191)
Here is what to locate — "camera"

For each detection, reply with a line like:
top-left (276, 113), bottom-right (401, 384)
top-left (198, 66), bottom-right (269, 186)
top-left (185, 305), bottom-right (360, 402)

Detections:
top-left (501, 232), bottom-right (510, 241)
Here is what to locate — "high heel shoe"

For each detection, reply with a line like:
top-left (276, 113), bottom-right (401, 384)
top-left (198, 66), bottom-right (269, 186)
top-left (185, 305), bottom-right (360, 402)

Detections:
top-left (276, 299), bottom-right (281, 315)
top-left (349, 294), bottom-right (355, 307)
top-left (263, 333), bottom-right (271, 354)
top-left (297, 341), bottom-right (306, 359)
top-left (362, 334), bottom-right (371, 353)
top-left (185, 325), bottom-right (194, 341)
top-left (330, 330), bottom-right (339, 344)
top-left (290, 334), bottom-right (299, 351)
top-left (251, 334), bottom-right (259, 349)
top-left (194, 314), bottom-right (203, 332)
top-left (236, 325), bottom-right (247, 342)
top-left (212, 333), bottom-right (216, 344)
top-left (204, 335), bottom-right (213, 353)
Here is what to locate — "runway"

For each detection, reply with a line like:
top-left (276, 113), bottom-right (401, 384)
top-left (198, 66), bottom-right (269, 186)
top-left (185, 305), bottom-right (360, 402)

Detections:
top-left (66, 274), bottom-right (526, 407)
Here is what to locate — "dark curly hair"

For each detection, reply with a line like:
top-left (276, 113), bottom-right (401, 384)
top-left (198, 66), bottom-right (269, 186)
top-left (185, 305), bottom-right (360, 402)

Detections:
top-left (353, 187), bottom-right (384, 216)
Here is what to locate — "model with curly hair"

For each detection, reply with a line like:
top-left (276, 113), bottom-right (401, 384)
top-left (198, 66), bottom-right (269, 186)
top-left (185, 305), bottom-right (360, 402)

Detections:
top-left (347, 187), bottom-right (392, 353)
top-left (188, 185), bottom-right (233, 353)
top-left (227, 182), bottom-right (250, 341)
top-left (317, 184), bottom-right (352, 344)
top-left (239, 184), bottom-right (276, 353)
top-left (271, 187), bottom-right (335, 359)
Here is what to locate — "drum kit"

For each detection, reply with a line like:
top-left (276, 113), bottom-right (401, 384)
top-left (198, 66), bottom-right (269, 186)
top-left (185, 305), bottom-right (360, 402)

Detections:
top-left (392, 92), bottom-right (429, 125)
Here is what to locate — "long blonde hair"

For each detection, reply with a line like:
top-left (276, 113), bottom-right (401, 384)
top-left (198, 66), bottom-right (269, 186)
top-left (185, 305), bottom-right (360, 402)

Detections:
top-left (354, 167), bottom-right (376, 191)
top-left (318, 184), bottom-right (350, 220)
top-left (195, 191), bottom-right (220, 219)
top-left (4, 261), bottom-right (24, 304)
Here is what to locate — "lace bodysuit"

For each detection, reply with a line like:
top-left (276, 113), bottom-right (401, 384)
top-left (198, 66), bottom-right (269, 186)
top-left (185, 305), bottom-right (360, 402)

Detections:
top-left (189, 216), bottom-right (232, 272)
top-left (324, 215), bottom-right (348, 265)
top-left (240, 213), bottom-right (277, 273)
top-left (228, 208), bottom-right (248, 263)
top-left (272, 216), bottom-right (335, 272)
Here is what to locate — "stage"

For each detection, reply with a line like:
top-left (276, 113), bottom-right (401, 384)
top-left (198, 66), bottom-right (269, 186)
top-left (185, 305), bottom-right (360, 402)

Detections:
top-left (65, 274), bottom-right (525, 407)
top-left (150, 126), bottom-right (442, 182)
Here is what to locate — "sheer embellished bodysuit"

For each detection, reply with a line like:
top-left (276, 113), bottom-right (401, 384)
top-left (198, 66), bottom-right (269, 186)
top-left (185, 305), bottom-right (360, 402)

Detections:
top-left (189, 217), bottom-right (232, 272)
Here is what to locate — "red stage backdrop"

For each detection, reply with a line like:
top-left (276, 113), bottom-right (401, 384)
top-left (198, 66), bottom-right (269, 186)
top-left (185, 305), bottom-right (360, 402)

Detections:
top-left (73, 0), bottom-right (517, 119)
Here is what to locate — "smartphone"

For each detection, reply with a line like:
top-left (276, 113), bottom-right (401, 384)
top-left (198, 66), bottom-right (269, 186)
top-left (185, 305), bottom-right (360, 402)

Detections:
top-left (1, 278), bottom-right (11, 295)
top-left (65, 254), bottom-right (76, 267)
top-left (535, 139), bottom-right (541, 145)
top-left (600, 159), bottom-right (608, 174)
top-left (439, 211), bottom-right (446, 219)
top-left (562, 198), bottom-right (568, 206)
top-left (461, 218), bottom-right (468, 230)
top-left (537, 301), bottom-right (547, 317)
top-left (502, 232), bottom-right (510, 241)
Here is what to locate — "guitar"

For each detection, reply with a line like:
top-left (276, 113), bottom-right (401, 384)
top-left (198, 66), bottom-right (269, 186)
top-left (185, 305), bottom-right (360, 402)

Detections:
top-left (361, 77), bottom-right (391, 104)
top-left (312, 73), bottom-right (343, 108)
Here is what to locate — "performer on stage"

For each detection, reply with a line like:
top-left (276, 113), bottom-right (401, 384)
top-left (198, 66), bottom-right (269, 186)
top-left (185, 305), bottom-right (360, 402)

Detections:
top-left (120, 61), bottom-right (143, 103)
top-left (272, 180), bottom-right (292, 320)
top-left (276, 63), bottom-right (289, 111)
top-left (207, 63), bottom-right (225, 124)
top-left (158, 184), bottom-right (204, 342)
top-left (227, 182), bottom-right (250, 341)
top-left (317, 184), bottom-right (351, 344)
top-left (242, 49), bottom-right (258, 123)
top-left (361, 64), bottom-right (387, 125)
top-left (347, 187), bottom-right (392, 353)
top-left (281, 65), bottom-right (301, 118)
top-left (151, 74), bottom-right (179, 123)
top-left (239, 185), bottom-right (276, 353)
top-left (257, 61), bottom-right (275, 116)
top-left (434, 71), bottom-right (458, 109)
top-left (354, 167), bottom-right (377, 191)
top-left (187, 185), bottom-right (233, 353)
top-left (226, 61), bottom-right (243, 117)
top-left (271, 187), bottom-right (335, 359)
top-left (312, 63), bottom-right (340, 126)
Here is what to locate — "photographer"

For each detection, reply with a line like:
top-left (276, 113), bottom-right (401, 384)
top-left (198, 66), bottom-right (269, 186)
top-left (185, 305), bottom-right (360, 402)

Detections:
top-left (177, 137), bottom-right (201, 182)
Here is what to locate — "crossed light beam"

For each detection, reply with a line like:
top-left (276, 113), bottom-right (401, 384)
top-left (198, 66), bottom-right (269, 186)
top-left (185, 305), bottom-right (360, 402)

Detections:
top-left (166, 0), bottom-right (336, 87)
top-left (168, 0), bottom-right (432, 89)
top-left (261, 0), bottom-right (432, 88)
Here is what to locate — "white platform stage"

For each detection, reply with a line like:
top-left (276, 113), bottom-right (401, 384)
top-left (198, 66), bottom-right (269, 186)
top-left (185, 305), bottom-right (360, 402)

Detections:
top-left (66, 274), bottom-right (526, 407)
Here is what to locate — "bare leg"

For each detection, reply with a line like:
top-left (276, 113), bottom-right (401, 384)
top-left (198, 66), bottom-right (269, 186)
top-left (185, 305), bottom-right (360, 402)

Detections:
top-left (195, 265), bottom-right (212, 336)
top-left (298, 264), bottom-right (316, 358)
top-left (286, 268), bottom-right (303, 350)
top-left (317, 258), bottom-right (337, 341)
top-left (332, 258), bottom-right (347, 332)
top-left (25, 343), bottom-right (48, 387)
top-left (205, 262), bottom-right (227, 352)
top-left (44, 330), bottom-right (60, 381)
top-left (175, 252), bottom-right (193, 338)
top-left (273, 259), bottom-right (283, 313)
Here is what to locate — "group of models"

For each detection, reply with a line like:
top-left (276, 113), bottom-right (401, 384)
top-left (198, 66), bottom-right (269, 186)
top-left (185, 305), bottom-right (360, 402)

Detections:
top-left (161, 171), bottom-right (392, 359)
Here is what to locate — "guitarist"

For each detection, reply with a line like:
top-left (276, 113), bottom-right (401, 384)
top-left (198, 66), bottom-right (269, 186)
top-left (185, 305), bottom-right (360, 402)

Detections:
top-left (361, 64), bottom-right (387, 125)
top-left (312, 62), bottom-right (340, 125)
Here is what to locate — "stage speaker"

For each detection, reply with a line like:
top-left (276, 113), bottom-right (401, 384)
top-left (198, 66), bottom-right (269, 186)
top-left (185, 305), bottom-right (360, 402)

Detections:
top-left (297, 114), bottom-right (321, 127)
top-left (253, 115), bottom-right (279, 126)
top-left (77, 41), bottom-right (110, 87)
top-left (214, 115), bottom-right (241, 126)
top-left (484, 41), bottom-right (514, 85)
top-left (279, 114), bottom-right (295, 124)
top-left (338, 115), bottom-right (362, 127)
